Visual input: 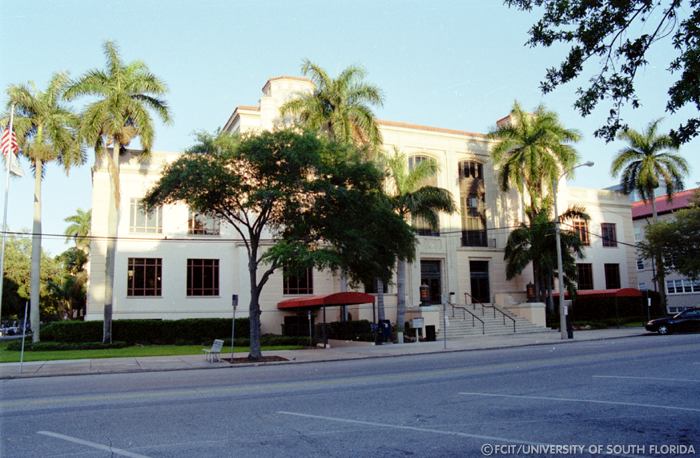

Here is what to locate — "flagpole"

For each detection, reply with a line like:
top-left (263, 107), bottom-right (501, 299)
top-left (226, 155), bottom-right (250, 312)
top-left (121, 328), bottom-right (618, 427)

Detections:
top-left (0, 104), bottom-right (16, 324)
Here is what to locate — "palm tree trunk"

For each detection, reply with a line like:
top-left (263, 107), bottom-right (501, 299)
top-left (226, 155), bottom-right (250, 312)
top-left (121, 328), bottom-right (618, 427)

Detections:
top-left (396, 259), bottom-right (407, 333)
top-left (376, 277), bottom-right (385, 322)
top-left (30, 159), bottom-right (43, 343)
top-left (649, 191), bottom-right (667, 310)
top-left (103, 142), bottom-right (120, 343)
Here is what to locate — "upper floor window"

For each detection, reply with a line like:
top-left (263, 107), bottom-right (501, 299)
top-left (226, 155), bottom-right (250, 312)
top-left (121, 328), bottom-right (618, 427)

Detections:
top-left (636, 257), bottom-right (645, 270)
top-left (458, 160), bottom-right (483, 180)
top-left (413, 215), bottom-right (440, 236)
top-left (130, 198), bottom-right (162, 233)
top-left (601, 223), bottom-right (617, 247)
top-left (188, 211), bottom-right (220, 235)
top-left (408, 155), bottom-right (437, 187)
top-left (572, 220), bottom-right (590, 246)
top-left (127, 257), bottom-right (162, 296)
top-left (283, 266), bottom-right (313, 295)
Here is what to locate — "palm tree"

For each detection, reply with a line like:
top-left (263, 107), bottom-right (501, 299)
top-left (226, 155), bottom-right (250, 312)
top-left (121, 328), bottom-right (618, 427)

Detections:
top-left (611, 119), bottom-right (690, 308)
top-left (488, 101), bottom-right (580, 216)
top-left (384, 149), bottom-right (456, 339)
top-left (504, 206), bottom-right (588, 311)
top-left (64, 41), bottom-right (171, 342)
top-left (4, 73), bottom-right (84, 342)
top-left (280, 60), bottom-right (384, 148)
top-left (64, 208), bottom-right (91, 252)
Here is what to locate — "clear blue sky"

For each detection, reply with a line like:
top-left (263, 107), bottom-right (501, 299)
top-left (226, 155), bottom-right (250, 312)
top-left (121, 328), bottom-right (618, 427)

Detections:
top-left (1, 0), bottom-right (697, 255)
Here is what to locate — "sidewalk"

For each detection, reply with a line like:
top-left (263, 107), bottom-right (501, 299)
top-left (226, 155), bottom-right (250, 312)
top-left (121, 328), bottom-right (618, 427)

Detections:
top-left (0, 328), bottom-right (647, 379)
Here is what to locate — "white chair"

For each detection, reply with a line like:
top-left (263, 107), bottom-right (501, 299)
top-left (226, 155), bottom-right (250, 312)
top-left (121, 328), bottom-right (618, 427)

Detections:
top-left (203, 339), bottom-right (225, 362)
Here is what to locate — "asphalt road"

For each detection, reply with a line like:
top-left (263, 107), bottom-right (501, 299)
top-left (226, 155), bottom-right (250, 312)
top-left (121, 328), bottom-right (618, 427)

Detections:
top-left (1, 334), bottom-right (699, 457)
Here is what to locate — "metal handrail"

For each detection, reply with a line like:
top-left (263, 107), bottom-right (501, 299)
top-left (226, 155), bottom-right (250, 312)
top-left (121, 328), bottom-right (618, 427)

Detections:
top-left (448, 302), bottom-right (485, 335)
top-left (464, 292), bottom-right (517, 333)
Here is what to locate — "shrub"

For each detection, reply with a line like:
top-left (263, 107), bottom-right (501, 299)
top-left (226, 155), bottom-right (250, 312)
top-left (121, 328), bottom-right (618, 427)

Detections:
top-left (5, 341), bottom-right (128, 351)
top-left (41, 318), bottom-right (250, 344)
top-left (317, 320), bottom-right (374, 342)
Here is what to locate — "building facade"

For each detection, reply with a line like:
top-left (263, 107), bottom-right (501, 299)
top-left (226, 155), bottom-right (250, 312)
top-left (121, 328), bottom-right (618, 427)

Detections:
top-left (86, 76), bottom-right (638, 334)
top-left (632, 189), bottom-right (700, 313)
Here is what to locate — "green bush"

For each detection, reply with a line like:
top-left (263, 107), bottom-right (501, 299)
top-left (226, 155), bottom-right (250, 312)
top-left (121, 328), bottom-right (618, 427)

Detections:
top-left (41, 318), bottom-right (250, 344)
top-left (6, 341), bottom-right (129, 351)
top-left (221, 335), bottom-right (310, 347)
top-left (317, 320), bottom-right (374, 342)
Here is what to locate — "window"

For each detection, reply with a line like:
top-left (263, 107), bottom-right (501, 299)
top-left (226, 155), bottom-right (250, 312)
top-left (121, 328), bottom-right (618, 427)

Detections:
top-left (604, 263), bottom-right (621, 289)
top-left (601, 223), bottom-right (617, 247)
top-left (283, 266), bottom-right (313, 295)
top-left (188, 211), bottom-right (220, 235)
top-left (458, 160), bottom-right (483, 179)
top-left (127, 258), bottom-right (162, 296)
top-left (461, 193), bottom-right (487, 246)
top-left (187, 259), bottom-right (219, 296)
top-left (638, 282), bottom-right (647, 291)
top-left (666, 278), bottom-right (700, 295)
top-left (413, 215), bottom-right (440, 236)
top-left (634, 228), bottom-right (642, 242)
top-left (130, 198), bottom-right (162, 233)
top-left (576, 263), bottom-right (593, 290)
top-left (572, 220), bottom-right (590, 245)
top-left (636, 257), bottom-right (645, 270)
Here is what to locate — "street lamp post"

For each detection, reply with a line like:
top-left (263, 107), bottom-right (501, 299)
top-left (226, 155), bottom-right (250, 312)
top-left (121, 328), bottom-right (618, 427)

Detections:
top-left (554, 161), bottom-right (594, 340)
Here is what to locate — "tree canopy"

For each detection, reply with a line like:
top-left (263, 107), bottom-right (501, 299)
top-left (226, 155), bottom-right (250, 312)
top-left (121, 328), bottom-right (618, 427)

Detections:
top-left (506, 0), bottom-right (700, 145)
top-left (642, 204), bottom-right (700, 280)
top-left (144, 129), bottom-right (415, 359)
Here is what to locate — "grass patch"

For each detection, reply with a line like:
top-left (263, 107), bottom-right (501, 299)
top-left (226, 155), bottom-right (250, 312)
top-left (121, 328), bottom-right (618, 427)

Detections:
top-left (0, 342), bottom-right (305, 363)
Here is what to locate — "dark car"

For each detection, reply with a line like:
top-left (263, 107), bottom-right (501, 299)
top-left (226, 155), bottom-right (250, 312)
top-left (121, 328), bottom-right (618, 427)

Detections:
top-left (645, 307), bottom-right (700, 334)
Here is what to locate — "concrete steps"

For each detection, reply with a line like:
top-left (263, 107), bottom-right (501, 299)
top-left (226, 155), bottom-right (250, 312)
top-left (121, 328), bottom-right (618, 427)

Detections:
top-left (438, 304), bottom-right (551, 339)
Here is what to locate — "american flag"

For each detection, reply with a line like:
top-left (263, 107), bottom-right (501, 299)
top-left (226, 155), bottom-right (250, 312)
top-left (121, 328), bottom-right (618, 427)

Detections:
top-left (1, 126), bottom-right (19, 156)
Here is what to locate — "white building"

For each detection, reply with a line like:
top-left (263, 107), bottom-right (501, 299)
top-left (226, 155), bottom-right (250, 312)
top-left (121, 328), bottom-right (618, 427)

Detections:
top-left (86, 76), bottom-right (638, 335)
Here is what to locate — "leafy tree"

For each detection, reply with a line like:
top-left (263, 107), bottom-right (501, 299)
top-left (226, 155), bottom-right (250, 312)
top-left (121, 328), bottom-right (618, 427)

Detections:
top-left (504, 206), bottom-right (588, 311)
top-left (383, 149), bottom-right (456, 335)
top-left (64, 41), bottom-right (171, 343)
top-left (506, 0), bottom-right (700, 145)
top-left (64, 208), bottom-right (91, 252)
top-left (642, 206), bottom-right (700, 280)
top-left (1, 236), bottom-right (67, 322)
top-left (611, 119), bottom-right (689, 307)
top-left (144, 130), bottom-right (415, 360)
top-left (3, 73), bottom-right (84, 341)
top-left (280, 60), bottom-right (384, 148)
top-left (488, 101), bottom-right (580, 216)
top-left (55, 247), bottom-right (89, 319)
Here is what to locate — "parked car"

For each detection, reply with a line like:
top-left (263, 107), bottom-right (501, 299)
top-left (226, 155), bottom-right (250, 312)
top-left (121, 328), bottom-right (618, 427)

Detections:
top-left (645, 307), bottom-right (700, 334)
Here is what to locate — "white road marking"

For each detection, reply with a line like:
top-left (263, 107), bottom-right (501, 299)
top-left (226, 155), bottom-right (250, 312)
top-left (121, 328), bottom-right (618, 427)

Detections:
top-left (278, 411), bottom-right (547, 445)
top-left (458, 392), bottom-right (700, 413)
top-left (594, 375), bottom-right (700, 383)
top-left (37, 431), bottom-right (151, 458)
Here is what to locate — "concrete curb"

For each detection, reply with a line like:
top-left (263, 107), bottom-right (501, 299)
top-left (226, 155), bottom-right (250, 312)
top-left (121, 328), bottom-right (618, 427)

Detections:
top-left (0, 331), bottom-right (650, 380)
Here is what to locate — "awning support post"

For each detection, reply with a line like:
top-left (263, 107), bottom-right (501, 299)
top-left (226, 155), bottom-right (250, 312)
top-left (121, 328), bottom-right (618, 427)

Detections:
top-left (323, 306), bottom-right (327, 349)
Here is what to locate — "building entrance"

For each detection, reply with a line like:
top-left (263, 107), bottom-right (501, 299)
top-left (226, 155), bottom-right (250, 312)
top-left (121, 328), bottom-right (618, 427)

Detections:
top-left (469, 260), bottom-right (490, 303)
top-left (420, 260), bottom-right (442, 305)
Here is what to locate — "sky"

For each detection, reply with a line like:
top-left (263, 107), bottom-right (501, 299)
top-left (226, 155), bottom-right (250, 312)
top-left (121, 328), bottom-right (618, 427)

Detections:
top-left (1, 0), bottom-right (697, 256)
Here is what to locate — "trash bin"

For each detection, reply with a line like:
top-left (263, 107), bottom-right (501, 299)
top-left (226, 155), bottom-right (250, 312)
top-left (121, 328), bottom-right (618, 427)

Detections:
top-left (425, 325), bottom-right (436, 342)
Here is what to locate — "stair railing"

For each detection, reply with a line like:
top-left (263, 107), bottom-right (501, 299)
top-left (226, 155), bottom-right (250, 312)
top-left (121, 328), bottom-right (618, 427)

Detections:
top-left (464, 292), bottom-right (516, 333)
top-left (447, 301), bottom-right (485, 335)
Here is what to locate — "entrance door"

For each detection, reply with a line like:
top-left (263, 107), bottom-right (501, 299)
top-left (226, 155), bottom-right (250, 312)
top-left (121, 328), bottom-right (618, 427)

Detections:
top-left (469, 260), bottom-right (490, 304)
top-left (420, 260), bottom-right (442, 305)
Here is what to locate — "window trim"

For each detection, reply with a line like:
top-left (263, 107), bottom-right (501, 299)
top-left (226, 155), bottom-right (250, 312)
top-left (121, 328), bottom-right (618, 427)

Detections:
top-left (601, 222), bottom-right (618, 248)
top-left (129, 198), bottom-right (162, 234)
top-left (576, 263), bottom-right (594, 290)
top-left (283, 266), bottom-right (314, 295)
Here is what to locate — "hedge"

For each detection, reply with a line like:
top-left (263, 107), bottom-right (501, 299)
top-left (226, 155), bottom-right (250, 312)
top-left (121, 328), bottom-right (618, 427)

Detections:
top-left (41, 318), bottom-right (250, 345)
top-left (317, 320), bottom-right (374, 342)
top-left (6, 341), bottom-right (129, 351)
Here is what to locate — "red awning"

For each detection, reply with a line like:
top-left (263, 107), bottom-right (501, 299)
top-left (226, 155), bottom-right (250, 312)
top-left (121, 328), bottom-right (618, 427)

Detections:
top-left (554, 288), bottom-right (643, 299)
top-left (277, 292), bottom-right (376, 310)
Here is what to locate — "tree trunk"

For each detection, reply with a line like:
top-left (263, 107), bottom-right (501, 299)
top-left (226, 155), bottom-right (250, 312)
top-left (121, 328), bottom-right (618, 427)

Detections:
top-left (340, 270), bottom-right (348, 321)
top-left (248, 263), bottom-right (263, 361)
top-left (649, 191), bottom-right (667, 310)
top-left (30, 159), bottom-right (42, 343)
top-left (395, 259), bottom-right (407, 332)
top-left (376, 278), bottom-right (385, 323)
top-left (103, 143), bottom-right (120, 343)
